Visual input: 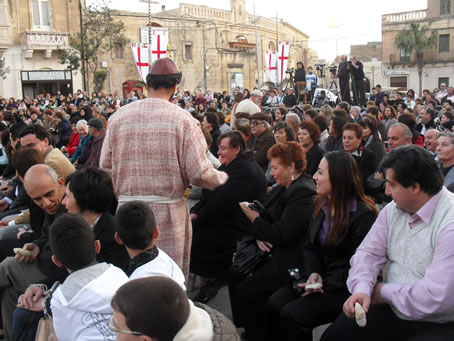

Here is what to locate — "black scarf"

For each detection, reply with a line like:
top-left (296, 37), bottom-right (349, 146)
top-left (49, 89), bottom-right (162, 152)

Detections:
top-left (126, 246), bottom-right (159, 276)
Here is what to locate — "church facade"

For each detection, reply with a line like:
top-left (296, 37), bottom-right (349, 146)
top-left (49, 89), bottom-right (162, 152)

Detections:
top-left (107, 0), bottom-right (315, 96)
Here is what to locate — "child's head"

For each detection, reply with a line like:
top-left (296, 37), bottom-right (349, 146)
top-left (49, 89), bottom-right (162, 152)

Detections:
top-left (50, 213), bottom-right (98, 271)
top-left (115, 201), bottom-right (157, 250)
top-left (111, 277), bottom-right (189, 340)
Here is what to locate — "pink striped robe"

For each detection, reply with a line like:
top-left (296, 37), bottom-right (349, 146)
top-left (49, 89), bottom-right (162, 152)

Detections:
top-left (100, 98), bottom-right (227, 277)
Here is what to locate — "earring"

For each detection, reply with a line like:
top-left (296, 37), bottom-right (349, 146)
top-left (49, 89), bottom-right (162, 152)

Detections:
top-left (291, 174), bottom-right (295, 181)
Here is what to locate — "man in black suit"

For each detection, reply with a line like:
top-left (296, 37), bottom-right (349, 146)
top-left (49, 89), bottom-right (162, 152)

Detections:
top-left (337, 55), bottom-right (352, 104)
top-left (283, 88), bottom-right (297, 107)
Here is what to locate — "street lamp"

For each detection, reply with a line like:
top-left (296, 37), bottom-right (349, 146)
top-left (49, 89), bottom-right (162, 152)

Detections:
top-left (139, 0), bottom-right (160, 45)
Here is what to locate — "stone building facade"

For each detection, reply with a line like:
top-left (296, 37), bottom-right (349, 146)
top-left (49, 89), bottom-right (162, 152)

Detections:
top-left (381, 0), bottom-right (454, 92)
top-left (106, 0), bottom-right (314, 96)
top-left (350, 42), bottom-right (382, 62)
top-left (0, 0), bottom-right (83, 99)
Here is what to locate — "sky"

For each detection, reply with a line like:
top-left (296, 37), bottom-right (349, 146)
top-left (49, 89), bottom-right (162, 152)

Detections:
top-left (88, 0), bottom-right (428, 62)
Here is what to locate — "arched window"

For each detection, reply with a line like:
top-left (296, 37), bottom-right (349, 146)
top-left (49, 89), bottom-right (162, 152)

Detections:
top-left (268, 41), bottom-right (276, 51)
top-left (235, 35), bottom-right (248, 43)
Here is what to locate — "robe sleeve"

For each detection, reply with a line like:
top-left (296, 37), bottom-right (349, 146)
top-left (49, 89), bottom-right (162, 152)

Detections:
top-left (99, 123), bottom-right (113, 176)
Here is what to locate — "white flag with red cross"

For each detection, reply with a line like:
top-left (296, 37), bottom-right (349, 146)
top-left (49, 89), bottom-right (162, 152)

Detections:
top-left (131, 42), bottom-right (150, 83)
top-left (277, 41), bottom-right (290, 84)
top-left (150, 29), bottom-right (168, 62)
top-left (264, 51), bottom-right (277, 84)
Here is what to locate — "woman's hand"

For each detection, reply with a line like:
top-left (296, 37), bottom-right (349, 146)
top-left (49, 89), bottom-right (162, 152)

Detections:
top-left (257, 240), bottom-right (273, 252)
top-left (298, 272), bottom-right (324, 296)
top-left (239, 202), bottom-right (260, 223)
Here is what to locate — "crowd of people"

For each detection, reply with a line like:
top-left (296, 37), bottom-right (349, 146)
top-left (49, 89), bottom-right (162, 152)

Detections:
top-left (0, 57), bottom-right (452, 341)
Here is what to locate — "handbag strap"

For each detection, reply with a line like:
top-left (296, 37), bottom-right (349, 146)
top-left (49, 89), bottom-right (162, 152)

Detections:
top-left (42, 281), bottom-right (60, 319)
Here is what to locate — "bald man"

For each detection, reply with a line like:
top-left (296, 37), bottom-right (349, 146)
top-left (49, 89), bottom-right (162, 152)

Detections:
top-left (366, 123), bottom-right (412, 205)
top-left (0, 165), bottom-right (66, 339)
top-left (424, 129), bottom-right (440, 156)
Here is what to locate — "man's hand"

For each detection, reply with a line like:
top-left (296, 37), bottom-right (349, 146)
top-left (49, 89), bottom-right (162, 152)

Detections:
top-left (190, 213), bottom-right (198, 221)
top-left (2, 186), bottom-right (12, 194)
top-left (343, 293), bottom-right (371, 318)
top-left (371, 282), bottom-right (385, 304)
top-left (17, 286), bottom-right (45, 312)
top-left (0, 199), bottom-right (9, 212)
top-left (239, 202), bottom-right (260, 222)
top-left (256, 240), bottom-right (273, 252)
top-left (15, 243), bottom-right (40, 263)
top-left (374, 172), bottom-right (384, 180)
top-left (299, 273), bottom-right (324, 296)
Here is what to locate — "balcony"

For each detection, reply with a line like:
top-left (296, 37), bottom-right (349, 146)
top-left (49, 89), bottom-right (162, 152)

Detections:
top-left (20, 31), bottom-right (70, 59)
top-left (382, 10), bottom-right (427, 25)
top-left (388, 50), bottom-right (454, 65)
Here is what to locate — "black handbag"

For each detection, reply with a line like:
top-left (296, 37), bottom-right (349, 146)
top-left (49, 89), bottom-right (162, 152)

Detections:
top-left (232, 236), bottom-right (267, 276)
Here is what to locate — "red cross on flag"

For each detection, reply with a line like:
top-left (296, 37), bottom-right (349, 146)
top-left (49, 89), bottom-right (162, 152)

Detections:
top-left (150, 30), bottom-right (168, 62)
top-left (131, 42), bottom-right (150, 83)
top-left (264, 51), bottom-right (277, 84)
top-left (277, 41), bottom-right (290, 84)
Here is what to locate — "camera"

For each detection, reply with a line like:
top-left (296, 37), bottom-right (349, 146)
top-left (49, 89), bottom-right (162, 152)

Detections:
top-left (329, 65), bottom-right (337, 74)
top-left (285, 67), bottom-right (295, 75)
top-left (288, 268), bottom-right (306, 295)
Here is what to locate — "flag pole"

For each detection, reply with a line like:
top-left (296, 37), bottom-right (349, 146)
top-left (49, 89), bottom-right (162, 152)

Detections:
top-left (253, 4), bottom-right (261, 88)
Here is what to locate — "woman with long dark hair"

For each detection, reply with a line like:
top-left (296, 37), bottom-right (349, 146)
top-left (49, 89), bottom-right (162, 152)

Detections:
top-left (325, 115), bottom-right (347, 152)
top-left (383, 105), bottom-right (398, 139)
top-left (230, 93), bottom-right (244, 127)
top-left (358, 114), bottom-right (385, 165)
top-left (265, 151), bottom-right (377, 340)
top-left (342, 123), bottom-right (377, 184)
top-left (298, 120), bottom-right (325, 177)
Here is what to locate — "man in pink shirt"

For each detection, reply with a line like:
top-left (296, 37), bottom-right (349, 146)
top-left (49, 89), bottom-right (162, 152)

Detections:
top-left (322, 145), bottom-right (454, 340)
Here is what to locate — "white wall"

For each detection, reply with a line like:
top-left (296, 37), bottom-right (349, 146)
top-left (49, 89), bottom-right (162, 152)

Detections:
top-left (0, 46), bottom-right (82, 99)
top-left (382, 63), bottom-right (454, 94)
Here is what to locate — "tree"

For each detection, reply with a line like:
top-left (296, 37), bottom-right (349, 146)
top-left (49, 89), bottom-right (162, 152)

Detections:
top-left (394, 22), bottom-right (438, 97)
top-left (94, 70), bottom-right (108, 93)
top-left (0, 57), bottom-right (10, 80)
top-left (59, 1), bottom-right (129, 94)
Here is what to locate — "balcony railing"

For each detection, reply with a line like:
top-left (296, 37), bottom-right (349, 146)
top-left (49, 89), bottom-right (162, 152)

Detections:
top-left (180, 4), bottom-right (232, 21)
top-left (20, 31), bottom-right (69, 49)
top-left (382, 10), bottom-right (427, 24)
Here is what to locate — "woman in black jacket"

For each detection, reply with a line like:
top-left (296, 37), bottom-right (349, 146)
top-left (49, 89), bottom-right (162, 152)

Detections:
top-left (265, 151), bottom-right (378, 340)
top-left (358, 114), bottom-right (386, 165)
top-left (342, 122), bottom-right (377, 186)
top-left (228, 142), bottom-right (316, 341)
top-left (63, 167), bottom-right (129, 271)
top-left (55, 111), bottom-right (72, 148)
top-left (202, 111), bottom-right (221, 156)
top-left (325, 115), bottom-right (346, 152)
top-left (298, 120), bottom-right (325, 176)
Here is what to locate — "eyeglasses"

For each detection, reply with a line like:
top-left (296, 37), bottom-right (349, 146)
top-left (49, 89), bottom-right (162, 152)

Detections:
top-left (109, 316), bottom-right (143, 336)
top-left (251, 121), bottom-right (265, 126)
